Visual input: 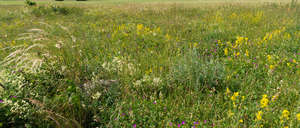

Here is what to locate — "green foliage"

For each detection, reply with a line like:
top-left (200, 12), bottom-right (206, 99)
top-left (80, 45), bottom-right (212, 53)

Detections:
top-left (25, 0), bottom-right (36, 6)
top-left (31, 5), bottom-right (83, 16)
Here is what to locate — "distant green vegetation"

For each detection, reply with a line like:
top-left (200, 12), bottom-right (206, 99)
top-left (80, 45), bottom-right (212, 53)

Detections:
top-left (0, 1), bottom-right (299, 128)
top-left (0, 0), bottom-right (297, 6)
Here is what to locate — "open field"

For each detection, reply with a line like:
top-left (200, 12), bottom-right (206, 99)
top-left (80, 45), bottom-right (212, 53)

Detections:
top-left (0, 0), bottom-right (300, 128)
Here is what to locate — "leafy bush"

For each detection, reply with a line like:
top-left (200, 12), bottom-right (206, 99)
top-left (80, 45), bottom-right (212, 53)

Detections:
top-left (25, 0), bottom-right (36, 6)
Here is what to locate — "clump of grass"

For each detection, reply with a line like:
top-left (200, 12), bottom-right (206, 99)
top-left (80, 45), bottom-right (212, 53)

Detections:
top-left (169, 50), bottom-right (226, 91)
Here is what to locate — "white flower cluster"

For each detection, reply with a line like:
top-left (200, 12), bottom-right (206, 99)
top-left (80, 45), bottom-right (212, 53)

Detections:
top-left (133, 75), bottom-right (162, 87)
top-left (102, 57), bottom-right (136, 75)
top-left (9, 100), bottom-right (32, 119)
top-left (0, 69), bottom-right (26, 91)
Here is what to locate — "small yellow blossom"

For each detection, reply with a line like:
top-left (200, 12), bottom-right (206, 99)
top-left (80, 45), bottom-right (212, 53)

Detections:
top-left (239, 119), bottom-right (243, 123)
top-left (269, 65), bottom-right (274, 70)
top-left (165, 34), bottom-right (171, 41)
top-left (225, 87), bottom-right (230, 95)
top-left (256, 111), bottom-right (263, 121)
top-left (245, 50), bottom-right (249, 56)
top-left (224, 48), bottom-right (228, 56)
top-left (292, 59), bottom-right (296, 63)
top-left (267, 55), bottom-right (272, 61)
top-left (287, 63), bottom-right (291, 67)
top-left (137, 24), bottom-right (143, 31)
top-left (296, 113), bottom-right (300, 121)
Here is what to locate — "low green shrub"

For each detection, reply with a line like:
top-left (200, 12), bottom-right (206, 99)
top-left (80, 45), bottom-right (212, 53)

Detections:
top-left (169, 50), bottom-right (227, 91)
top-left (25, 0), bottom-right (36, 6)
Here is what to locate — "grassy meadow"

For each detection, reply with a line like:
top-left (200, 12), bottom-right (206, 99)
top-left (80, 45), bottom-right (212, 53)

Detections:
top-left (0, 0), bottom-right (300, 127)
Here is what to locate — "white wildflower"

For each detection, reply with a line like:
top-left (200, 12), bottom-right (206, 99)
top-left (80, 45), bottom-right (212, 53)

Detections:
top-left (92, 92), bottom-right (101, 100)
top-left (153, 77), bottom-right (162, 85)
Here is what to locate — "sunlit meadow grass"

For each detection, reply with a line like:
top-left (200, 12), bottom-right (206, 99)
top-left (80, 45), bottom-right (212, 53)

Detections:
top-left (0, 1), bottom-right (299, 127)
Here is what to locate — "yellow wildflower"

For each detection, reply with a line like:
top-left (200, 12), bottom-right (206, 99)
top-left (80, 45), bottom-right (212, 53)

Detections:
top-left (224, 48), bottom-right (228, 56)
top-left (234, 92), bottom-right (239, 97)
top-left (165, 34), bottom-right (171, 41)
top-left (256, 111), bottom-right (263, 121)
top-left (281, 110), bottom-right (290, 120)
top-left (239, 119), bottom-right (243, 123)
top-left (260, 94), bottom-right (269, 108)
top-left (242, 96), bottom-right (245, 101)
top-left (269, 65), bottom-right (274, 70)
top-left (296, 113), bottom-right (300, 121)
top-left (137, 24), bottom-right (143, 31)
top-left (267, 55), bottom-right (272, 61)
top-left (225, 87), bottom-right (230, 95)
top-left (245, 50), bottom-right (249, 57)
top-left (231, 92), bottom-right (239, 101)
top-left (287, 63), bottom-right (291, 67)
top-left (292, 59), bottom-right (296, 63)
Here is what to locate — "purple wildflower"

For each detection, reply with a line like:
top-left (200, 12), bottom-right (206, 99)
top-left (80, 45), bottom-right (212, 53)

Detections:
top-left (181, 121), bottom-right (185, 125)
top-left (133, 124), bottom-right (136, 128)
top-left (169, 122), bottom-right (173, 126)
top-left (10, 96), bottom-right (16, 98)
top-left (177, 124), bottom-right (181, 127)
top-left (194, 121), bottom-right (199, 125)
top-left (153, 101), bottom-right (157, 104)
top-left (0, 99), bottom-right (3, 103)
top-left (121, 113), bottom-right (125, 116)
top-left (204, 120), bottom-right (207, 124)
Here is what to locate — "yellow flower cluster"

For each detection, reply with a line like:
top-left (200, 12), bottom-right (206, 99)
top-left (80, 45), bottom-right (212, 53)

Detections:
top-left (281, 109), bottom-right (290, 120)
top-left (231, 92), bottom-right (239, 101)
top-left (260, 94), bottom-right (269, 108)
